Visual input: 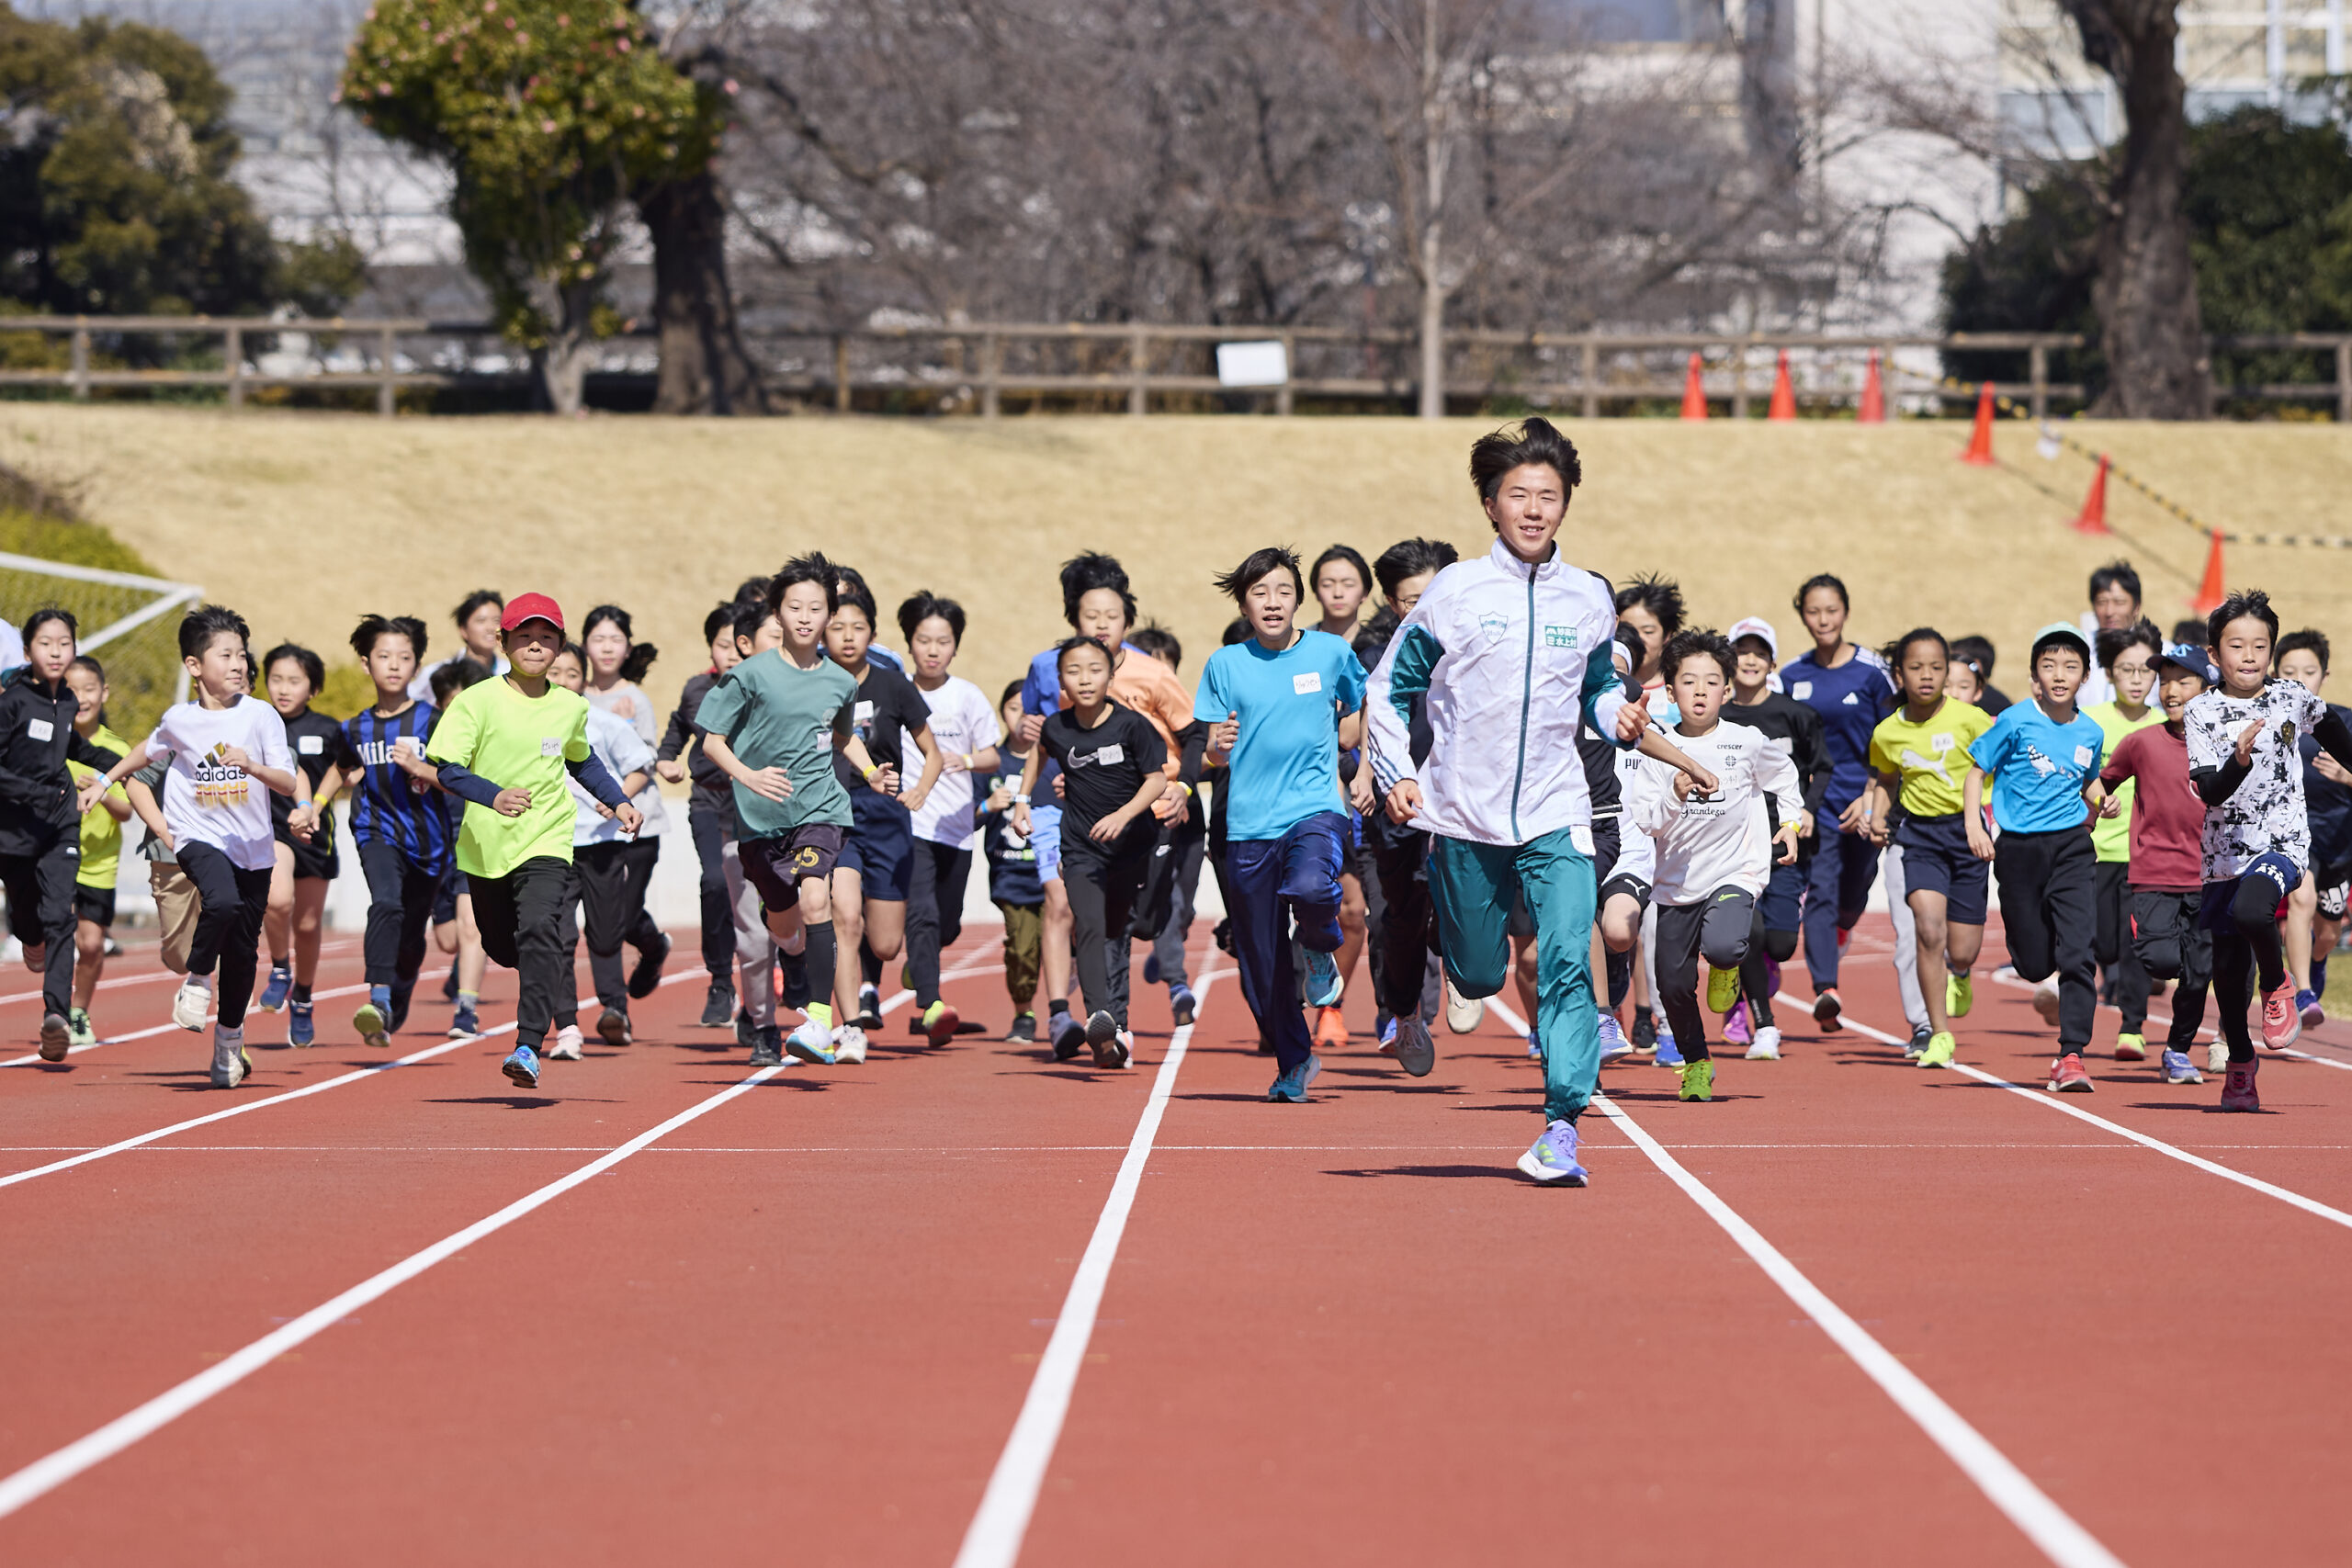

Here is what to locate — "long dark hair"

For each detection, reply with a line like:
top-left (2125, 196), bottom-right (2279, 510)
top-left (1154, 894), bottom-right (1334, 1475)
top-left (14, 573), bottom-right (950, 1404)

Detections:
top-left (582, 604), bottom-right (658, 683)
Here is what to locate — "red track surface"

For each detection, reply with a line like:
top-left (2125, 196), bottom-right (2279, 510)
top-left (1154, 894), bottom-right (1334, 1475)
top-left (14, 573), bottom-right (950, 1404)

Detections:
top-left (5, 914), bottom-right (2351, 1565)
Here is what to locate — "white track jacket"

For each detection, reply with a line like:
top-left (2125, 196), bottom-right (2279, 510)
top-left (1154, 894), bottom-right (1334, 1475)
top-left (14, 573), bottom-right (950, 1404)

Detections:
top-left (1623, 719), bottom-right (1803, 905)
top-left (1365, 540), bottom-right (1631, 846)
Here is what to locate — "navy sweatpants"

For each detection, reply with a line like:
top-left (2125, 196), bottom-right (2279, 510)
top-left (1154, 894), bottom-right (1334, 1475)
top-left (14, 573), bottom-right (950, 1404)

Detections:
top-left (1224, 810), bottom-right (1347, 1074)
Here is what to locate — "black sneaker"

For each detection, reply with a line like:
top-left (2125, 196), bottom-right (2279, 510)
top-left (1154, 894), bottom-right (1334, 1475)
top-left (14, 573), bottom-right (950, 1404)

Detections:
top-left (388, 980), bottom-right (415, 1036)
top-left (1050, 1013), bottom-right (1084, 1061)
top-left (628, 931), bottom-right (672, 999)
top-left (700, 979), bottom-right (735, 1027)
top-left (1631, 1010), bottom-right (1657, 1052)
top-left (734, 1010), bottom-right (754, 1051)
top-left (748, 1024), bottom-right (783, 1067)
top-left (597, 1007), bottom-right (632, 1048)
top-left (442, 964), bottom-right (461, 1000)
top-left (780, 952), bottom-right (810, 1011)
top-left (854, 984), bottom-right (883, 1032)
top-left (1004, 1012), bottom-right (1037, 1043)
top-left (1905, 1024), bottom-right (1933, 1059)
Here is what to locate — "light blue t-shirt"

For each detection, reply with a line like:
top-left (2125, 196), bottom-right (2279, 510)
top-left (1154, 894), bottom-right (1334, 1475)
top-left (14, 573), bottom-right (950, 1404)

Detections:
top-left (1194, 628), bottom-right (1367, 841)
top-left (1973, 699), bottom-right (2106, 836)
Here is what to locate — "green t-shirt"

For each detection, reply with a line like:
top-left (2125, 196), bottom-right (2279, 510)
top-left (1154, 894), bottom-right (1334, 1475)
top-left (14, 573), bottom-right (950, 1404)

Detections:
top-left (2087, 700), bottom-right (2164, 863)
top-left (424, 676), bottom-right (592, 878)
top-left (694, 649), bottom-right (857, 840)
top-left (68, 723), bottom-right (129, 889)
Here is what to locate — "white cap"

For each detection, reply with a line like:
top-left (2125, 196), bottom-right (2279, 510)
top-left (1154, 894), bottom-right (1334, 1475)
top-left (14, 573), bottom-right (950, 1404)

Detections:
top-left (1727, 616), bottom-right (1779, 661)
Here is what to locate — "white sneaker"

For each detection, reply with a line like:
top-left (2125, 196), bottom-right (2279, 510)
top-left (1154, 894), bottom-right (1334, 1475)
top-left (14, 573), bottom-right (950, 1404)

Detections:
top-left (209, 1027), bottom-right (250, 1088)
top-left (544, 1024), bottom-right (584, 1061)
top-left (2205, 1040), bottom-right (2229, 1076)
top-left (1114, 1029), bottom-right (1136, 1068)
top-left (832, 1025), bottom-right (868, 1064)
top-left (1443, 978), bottom-right (1484, 1035)
top-left (2031, 977), bottom-right (2062, 1025)
top-left (173, 976), bottom-right (213, 1032)
top-left (1746, 1025), bottom-right (1782, 1061)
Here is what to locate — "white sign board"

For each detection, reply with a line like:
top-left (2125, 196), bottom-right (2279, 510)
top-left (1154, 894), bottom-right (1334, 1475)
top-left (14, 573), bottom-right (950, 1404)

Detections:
top-left (1216, 340), bottom-right (1289, 388)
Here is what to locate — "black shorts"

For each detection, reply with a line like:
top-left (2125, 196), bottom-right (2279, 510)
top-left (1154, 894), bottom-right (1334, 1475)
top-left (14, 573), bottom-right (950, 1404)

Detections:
top-left (1893, 812), bottom-right (1988, 926)
top-left (276, 821), bottom-right (339, 881)
top-left (839, 787), bottom-right (913, 902)
top-left (1599, 874), bottom-right (1652, 913)
top-left (433, 864), bottom-right (468, 926)
top-left (74, 883), bottom-right (115, 928)
top-left (741, 822), bottom-right (848, 915)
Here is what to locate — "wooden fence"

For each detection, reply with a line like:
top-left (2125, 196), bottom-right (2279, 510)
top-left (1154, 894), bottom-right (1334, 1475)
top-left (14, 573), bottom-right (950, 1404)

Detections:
top-left (4, 315), bottom-right (2349, 422)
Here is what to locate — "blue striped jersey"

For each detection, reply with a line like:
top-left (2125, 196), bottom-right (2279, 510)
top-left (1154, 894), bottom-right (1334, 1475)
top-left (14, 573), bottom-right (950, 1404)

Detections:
top-left (342, 702), bottom-right (453, 873)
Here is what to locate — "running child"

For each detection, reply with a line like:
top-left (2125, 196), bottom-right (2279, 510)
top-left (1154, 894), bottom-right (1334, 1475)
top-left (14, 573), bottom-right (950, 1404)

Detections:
top-left (2099, 641), bottom-right (2219, 1084)
top-left (2184, 591), bottom-right (2352, 1110)
top-left (1716, 615), bottom-right (1826, 1059)
top-left (342, 615), bottom-right (458, 1050)
top-left (257, 643), bottom-right (356, 1043)
top-left (1622, 629), bottom-right (1803, 1100)
top-left (980, 679), bottom-right (1046, 1041)
top-left (1948, 635), bottom-right (2011, 714)
top-left (1310, 545), bottom-right (1376, 1047)
top-left (579, 605), bottom-right (671, 997)
top-left (1015, 637), bottom-right (1170, 1069)
top-left (423, 595), bottom-right (640, 1089)
top-left (1962, 622), bottom-right (2112, 1092)
top-left (657, 602), bottom-right (748, 1027)
top-left (549, 640), bottom-right (662, 1046)
top-left (696, 557), bottom-right (892, 1069)
top-left (1129, 624), bottom-right (1206, 1026)
top-left (426, 657), bottom-right (492, 1033)
top-left (898, 591), bottom-right (1001, 1045)
top-left (77, 606), bottom-right (300, 1087)
top-left (1195, 547), bottom-right (1372, 1099)
top-left (2086, 620), bottom-right (2165, 1056)
top-left (2274, 629), bottom-right (2348, 1026)
top-left (712, 601), bottom-right (789, 1054)
top-left (1365, 418), bottom-right (1713, 1182)
top-left (1612, 574), bottom-right (1685, 1058)
top-left (61, 651), bottom-right (129, 1053)
top-left (1858, 629), bottom-right (1993, 1070)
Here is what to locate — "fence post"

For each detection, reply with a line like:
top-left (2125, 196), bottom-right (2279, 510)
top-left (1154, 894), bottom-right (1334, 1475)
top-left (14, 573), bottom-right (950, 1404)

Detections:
top-left (377, 325), bottom-right (396, 417)
top-left (70, 321), bottom-right (90, 400)
top-left (1129, 327), bottom-right (1148, 417)
top-left (1580, 335), bottom-right (1599, 420)
top-left (225, 323), bottom-right (244, 411)
top-left (2030, 341), bottom-right (2049, 423)
top-left (981, 332), bottom-right (1001, 419)
top-left (2338, 340), bottom-right (2351, 425)
top-left (833, 334), bottom-right (852, 413)
top-left (1276, 332), bottom-right (1295, 416)
top-left (1731, 341), bottom-right (1749, 420)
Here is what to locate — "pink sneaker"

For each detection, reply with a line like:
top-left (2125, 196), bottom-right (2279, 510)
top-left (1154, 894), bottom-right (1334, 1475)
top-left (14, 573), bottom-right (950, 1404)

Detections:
top-left (2219, 1055), bottom-right (2260, 1112)
top-left (1724, 999), bottom-right (1752, 1047)
top-left (2261, 979), bottom-right (2303, 1050)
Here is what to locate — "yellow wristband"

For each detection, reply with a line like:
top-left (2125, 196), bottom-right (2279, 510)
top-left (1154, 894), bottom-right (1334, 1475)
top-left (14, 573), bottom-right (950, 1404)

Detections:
top-left (861, 763), bottom-right (879, 780)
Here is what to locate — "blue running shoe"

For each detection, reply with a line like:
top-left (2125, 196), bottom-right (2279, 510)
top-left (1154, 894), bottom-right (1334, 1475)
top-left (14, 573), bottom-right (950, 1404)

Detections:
top-left (1169, 984), bottom-right (1195, 1027)
top-left (2160, 1048), bottom-right (2203, 1084)
top-left (1302, 947), bottom-right (1343, 1009)
top-left (257, 964), bottom-right (291, 1013)
top-left (1527, 1032), bottom-right (1543, 1060)
top-left (288, 999), bottom-right (315, 1048)
top-left (448, 1000), bottom-right (480, 1039)
top-left (785, 1015), bottom-right (836, 1065)
top-left (1267, 1051), bottom-right (1322, 1102)
top-left (501, 1044), bottom-right (539, 1088)
top-left (1654, 1029), bottom-right (1684, 1067)
top-left (1597, 1011), bottom-right (1634, 1064)
top-left (1517, 1119), bottom-right (1589, 1185)
top-left (1143, 952), bottom-right (1161, 985)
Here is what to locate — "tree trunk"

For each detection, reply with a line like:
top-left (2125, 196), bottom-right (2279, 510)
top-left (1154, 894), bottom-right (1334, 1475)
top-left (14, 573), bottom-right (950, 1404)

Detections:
top-left (2068, 2), bottom-right (2210, 418)
top-left (638, 168), bottom-right (770, 416)
top-left (534, 275), bottom-right (601, 416)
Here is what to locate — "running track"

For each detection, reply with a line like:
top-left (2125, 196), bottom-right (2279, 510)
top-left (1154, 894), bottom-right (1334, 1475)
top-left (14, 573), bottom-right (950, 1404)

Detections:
top-left (3, 916), bottom-right (2349, 1564)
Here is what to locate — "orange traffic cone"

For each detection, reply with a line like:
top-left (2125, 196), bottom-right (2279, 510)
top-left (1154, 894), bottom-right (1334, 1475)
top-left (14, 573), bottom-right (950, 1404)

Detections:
top-left (1960, 381), bottom-right (1996, 465)
top-left (2073, 455), bottom-right (2111, 535)
top-left (1857, 350), bottom-right (1885, 423)
top-left (1680, 353), bottom-right (1708, 421)
top-left (1768, 350), bottom-right (1796, 422)
top-left (2190, 529), bottom-right (2227, 615)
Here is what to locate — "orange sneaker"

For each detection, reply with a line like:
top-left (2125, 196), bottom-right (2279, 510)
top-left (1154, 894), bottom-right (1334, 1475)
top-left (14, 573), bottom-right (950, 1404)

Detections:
top-left (1312, 1004), bottom-right (1348, 1052)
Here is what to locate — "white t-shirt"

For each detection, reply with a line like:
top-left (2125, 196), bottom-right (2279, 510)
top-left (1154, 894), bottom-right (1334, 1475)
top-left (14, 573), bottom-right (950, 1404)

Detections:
top-left (571, 706), bottom-right (659, 846)
top-left (148, 695), bottom-right (293, 871)
top-left (906, 674), bottom-right (1002, 847)
top-left (2184, 677), bottom-right (2328, 880)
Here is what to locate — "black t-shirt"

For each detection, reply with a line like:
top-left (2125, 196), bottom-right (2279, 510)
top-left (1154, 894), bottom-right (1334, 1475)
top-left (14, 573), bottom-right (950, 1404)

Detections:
top-left (831, 662), bottom-right (932, 786)
top-left (1979, 682), bottom-right (2014, 716)
top-left (1040, 702), bottom-right (1166, 844)
top-left (272, 707), bottom-right (359, 833)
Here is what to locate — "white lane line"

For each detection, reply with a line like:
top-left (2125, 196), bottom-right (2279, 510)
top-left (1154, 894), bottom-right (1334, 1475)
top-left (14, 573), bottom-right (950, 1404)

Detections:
top-left (1486, 998), bottom-right (2127, 1568)
top-left (953, 964), bottom-right (1226, 1568)
top-left (0, 1060), bottom-right (788, 1519)
top-left (0, 971), bottom-right (702, 1188)
top-left (1821, 1002), bottom-right (2352, 1234)
top-left (1980, 968), bottom-right (2352, 1075)
top-left (2, 981), bottom-right (377, 1069)
top-left (0, 941), bottom-right (366, 1009)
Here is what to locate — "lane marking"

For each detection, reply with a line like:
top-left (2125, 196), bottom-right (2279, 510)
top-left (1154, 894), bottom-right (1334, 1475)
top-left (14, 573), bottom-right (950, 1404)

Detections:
top-left (1979, 967), bottom-right (2352, 1075)
top-left (1487, 998), bottom-right (2126, 1568)
top-left (954, 964), bottom-right (1226, 1568)
top-left (0, 940), bottom-right (365, 1009)
top-left (1818, 1000), bottom-right (2352, 1234)
top-left (2, 981), bottom-right (376, 1068)
top-left (0, 1061), bottom-right (788, 1518)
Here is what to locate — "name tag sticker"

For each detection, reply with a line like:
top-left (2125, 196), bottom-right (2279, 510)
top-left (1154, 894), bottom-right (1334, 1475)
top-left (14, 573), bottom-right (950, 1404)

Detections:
top-left (1095, 742), bottom-right (1125, 765)
top-left (854, 700), bottom-right (875, 723)
top-left (27, 718), bottom-right (51, 741)
top-left (298, 735), bottom-right (324, 755)
top-left (1293, 671), bottom-right (1323, 695)
top-left (393, 736), bottom-right (418, 755)
top-left (1791, 682), bottom-right (1812, 701)
top-left (1930, 732), bottom-right (1955, 754)
top-left (541, 737), bottom-right (562, 757)
top-left (2074, 744), bottom-right (2095, 768)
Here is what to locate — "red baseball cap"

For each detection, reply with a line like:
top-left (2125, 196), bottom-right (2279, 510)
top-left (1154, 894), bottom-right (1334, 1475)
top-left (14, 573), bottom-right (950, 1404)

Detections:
top-left (499, 592), bottom-right (564, 634)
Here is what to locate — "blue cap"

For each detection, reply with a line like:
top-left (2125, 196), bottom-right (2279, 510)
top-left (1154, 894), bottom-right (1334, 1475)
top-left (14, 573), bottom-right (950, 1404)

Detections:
top-left (2158, 642), bottom-right (2218, 685)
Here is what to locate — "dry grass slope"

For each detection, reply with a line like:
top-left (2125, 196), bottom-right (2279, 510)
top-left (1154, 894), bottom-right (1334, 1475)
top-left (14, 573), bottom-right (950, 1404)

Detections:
top-left (4, 406), bottom-right (2350, 725)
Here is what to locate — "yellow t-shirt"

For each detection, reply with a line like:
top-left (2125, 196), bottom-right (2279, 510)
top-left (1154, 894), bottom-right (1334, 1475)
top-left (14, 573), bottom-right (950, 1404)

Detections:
top-left (1869, 699), bottom-right (1995, 818)
top-left (424, 677), bottom-right (591, 879)
top-left (66, 724), bottom-right (129, 889)
top-left (2086, 700), bottom-right (2163, 863)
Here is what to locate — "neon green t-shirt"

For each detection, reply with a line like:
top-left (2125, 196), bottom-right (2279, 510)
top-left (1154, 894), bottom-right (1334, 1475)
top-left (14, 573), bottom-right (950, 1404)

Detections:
top-left (2086, 700), bottom-right (2163, 863)
top-left (67, 723), bottom-right (129, 889)
top-left (1868, 699), bottom-right (1994, 818)
top-left (424, 676), bottom-right (591, 879)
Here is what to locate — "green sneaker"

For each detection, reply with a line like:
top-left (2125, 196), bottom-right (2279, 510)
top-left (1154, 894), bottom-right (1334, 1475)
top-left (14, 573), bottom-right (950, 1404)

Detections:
top-left (1946, 974), bottom-right (1973, 1019)
top-left (1678, 1058), bottom-right (1715, 1101)
top-left (1917, 1031), bottom-right (1958, 1068)
top-left (1706, 964), bottom-right (1741, 1013)
top-left (353, 1001), bottom-right (390, 1049)
top-left (66, 1008), bottom-right (96, 1048)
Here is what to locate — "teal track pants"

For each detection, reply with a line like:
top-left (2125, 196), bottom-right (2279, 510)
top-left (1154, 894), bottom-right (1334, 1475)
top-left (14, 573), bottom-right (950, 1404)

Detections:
top-left (1429, 828), bottom-right (1598, 1124)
